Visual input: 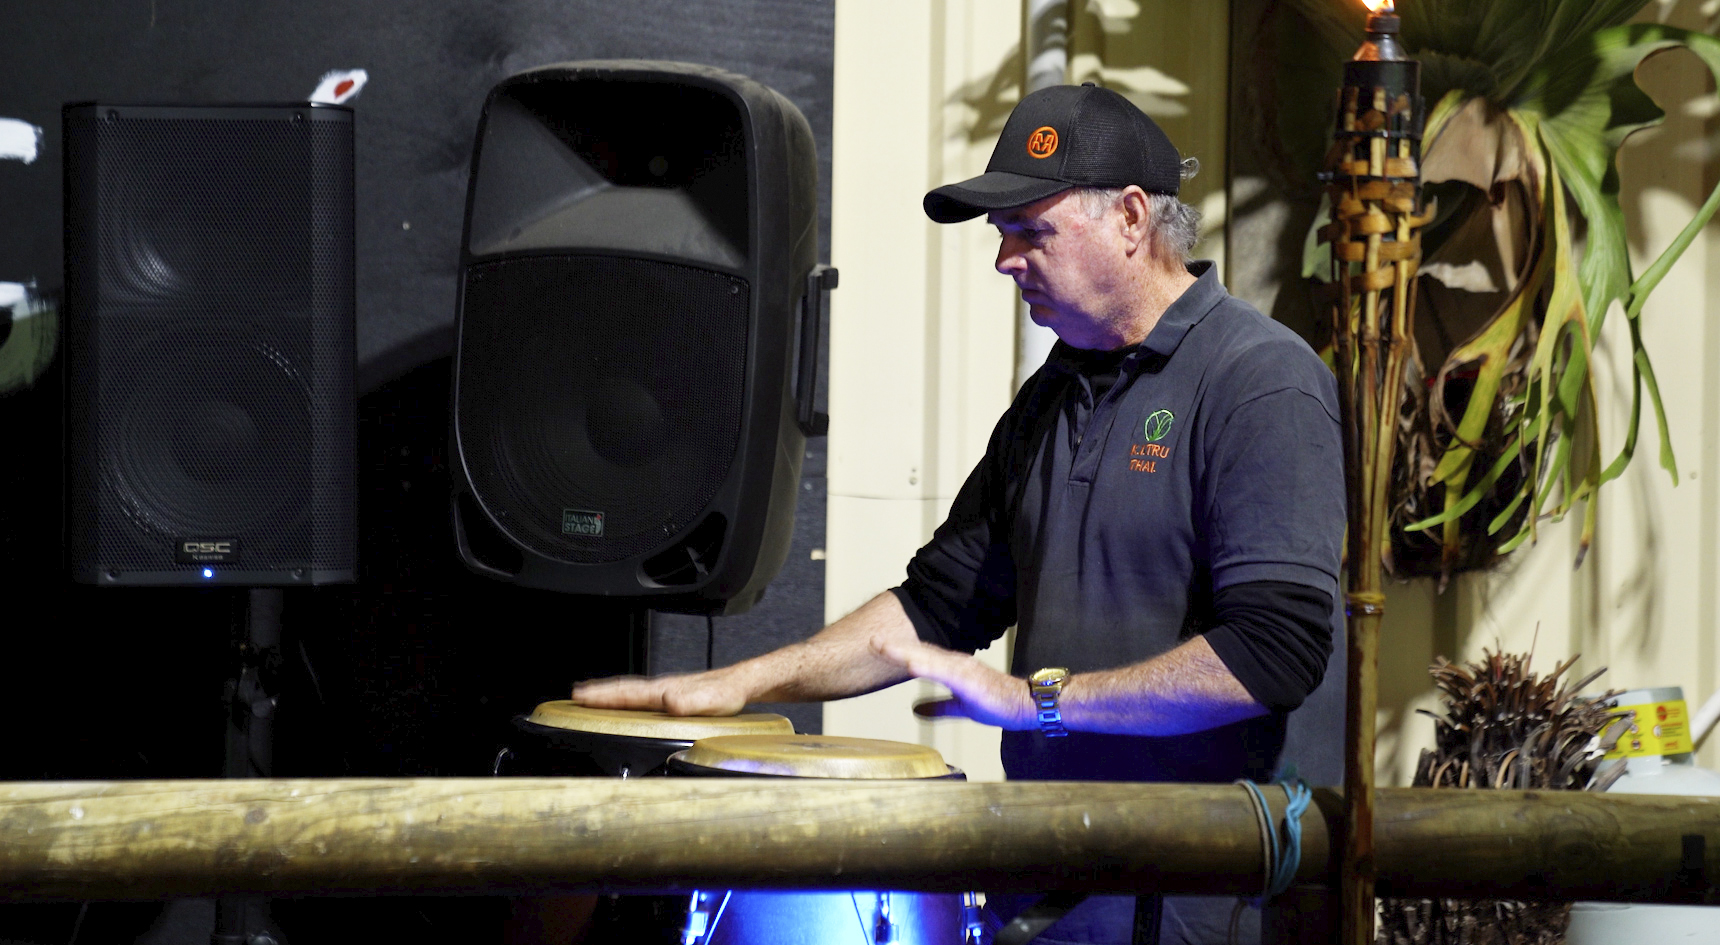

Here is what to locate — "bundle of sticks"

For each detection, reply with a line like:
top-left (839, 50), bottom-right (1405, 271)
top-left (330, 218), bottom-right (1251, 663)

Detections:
top-left (1379, 648), bottom-right (1624, 945)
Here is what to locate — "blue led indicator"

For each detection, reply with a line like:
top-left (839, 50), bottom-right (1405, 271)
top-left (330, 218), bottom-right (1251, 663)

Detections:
top-left (202, 568), bottom-right (214, 579)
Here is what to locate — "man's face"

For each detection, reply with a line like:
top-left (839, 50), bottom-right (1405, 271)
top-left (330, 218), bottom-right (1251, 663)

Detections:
top-left (988, 190), bottom-right (1129, 350)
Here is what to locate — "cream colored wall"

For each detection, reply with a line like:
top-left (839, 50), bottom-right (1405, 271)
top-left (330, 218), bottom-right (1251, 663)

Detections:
top-left (1373, 0), bottom-right (1720, 784)
top-left (1068, 0), bottom-right (1230, 273)
top-left (822, 0), bottom-right (1019, 781)
top-left (821, 0), bottom-right (1230, 780)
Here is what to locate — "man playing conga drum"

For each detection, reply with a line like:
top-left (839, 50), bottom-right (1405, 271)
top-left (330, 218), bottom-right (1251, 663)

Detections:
top-left (575, 82), bottom-right (1346, 945)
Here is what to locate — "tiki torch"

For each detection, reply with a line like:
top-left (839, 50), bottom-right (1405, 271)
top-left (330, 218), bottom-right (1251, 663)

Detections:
top-left (1320, 2), bottom-right (1428, 943)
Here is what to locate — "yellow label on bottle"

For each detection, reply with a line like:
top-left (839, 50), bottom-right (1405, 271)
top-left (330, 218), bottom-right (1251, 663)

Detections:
top-left (1603, 699), bottom-right (1691, 759)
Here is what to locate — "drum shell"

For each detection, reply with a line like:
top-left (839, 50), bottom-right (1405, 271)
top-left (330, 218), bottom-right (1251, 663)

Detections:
top-left (494, 713), bottom-right (698, 944)
top-left (496, 716), bottom-right (689, 778)
top-left (697, 890), bottom-right (967, 945)
top-left (669, 736), bottom-right (972, 945)
top-left (667, 756), bottom-right (966, 780)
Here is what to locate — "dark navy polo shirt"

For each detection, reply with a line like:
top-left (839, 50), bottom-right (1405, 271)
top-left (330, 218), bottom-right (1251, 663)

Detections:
top-left (895, 261), bottom-right (1345, 783)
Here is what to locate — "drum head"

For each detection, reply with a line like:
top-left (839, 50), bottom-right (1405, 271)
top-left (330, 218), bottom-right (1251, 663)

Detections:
top-left (671, 734), bottom-right (957, 779)
top-left (527, 702), bottom-right (794, 740)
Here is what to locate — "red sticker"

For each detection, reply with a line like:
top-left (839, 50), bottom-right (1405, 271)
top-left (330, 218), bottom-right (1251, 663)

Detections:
top-left (310, 69), bottom-right (368, 105)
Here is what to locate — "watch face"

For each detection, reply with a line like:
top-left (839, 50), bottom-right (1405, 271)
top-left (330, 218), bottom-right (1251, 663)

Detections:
top-left (1030, 667), bottom-right (1068, 686)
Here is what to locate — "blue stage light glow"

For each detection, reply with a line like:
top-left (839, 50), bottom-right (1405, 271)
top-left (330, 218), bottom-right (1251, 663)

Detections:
top-left (682, 889), bottom-right (969, 944)
top-left (202, 568), bottom-right (214, 579)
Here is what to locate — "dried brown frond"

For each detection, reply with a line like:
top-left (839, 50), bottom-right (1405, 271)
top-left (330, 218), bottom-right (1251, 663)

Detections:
top-left (1378, 649), bottom-right (1621, 944)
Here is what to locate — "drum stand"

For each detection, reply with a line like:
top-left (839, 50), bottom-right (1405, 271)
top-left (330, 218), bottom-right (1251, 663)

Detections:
top-left (212, 588), bottom-right (285, 945)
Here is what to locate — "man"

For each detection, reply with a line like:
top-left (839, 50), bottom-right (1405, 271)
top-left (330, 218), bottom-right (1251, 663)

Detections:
top-left (575, 83), bottom-right (1345, 945)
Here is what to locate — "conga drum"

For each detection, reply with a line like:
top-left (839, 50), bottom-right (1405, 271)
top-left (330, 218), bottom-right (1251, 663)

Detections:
top-left (494, 703), bottom-right (797, 945)
top-left (494, 701), bottom-right (796, 777)
top-left (668, 734), bottom-right (982, 945)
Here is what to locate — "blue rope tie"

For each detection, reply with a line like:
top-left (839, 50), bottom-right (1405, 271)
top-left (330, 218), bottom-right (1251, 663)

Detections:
top-left (1237, 768), bottom-right (1313, 904)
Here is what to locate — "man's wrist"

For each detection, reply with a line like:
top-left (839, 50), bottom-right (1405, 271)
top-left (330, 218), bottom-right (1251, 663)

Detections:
top-left (725, 652), bottom-right (787, 705)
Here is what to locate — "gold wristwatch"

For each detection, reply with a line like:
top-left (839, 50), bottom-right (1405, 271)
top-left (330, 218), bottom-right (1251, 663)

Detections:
top-left (1028, 667), bottom-right (1070, 738)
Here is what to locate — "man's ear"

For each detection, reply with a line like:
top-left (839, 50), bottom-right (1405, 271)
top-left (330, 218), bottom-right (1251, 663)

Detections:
top-left (1118, 186), bottom-right (1152, 255)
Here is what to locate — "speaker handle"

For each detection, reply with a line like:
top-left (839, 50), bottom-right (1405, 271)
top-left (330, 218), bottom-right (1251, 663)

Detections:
top-left (795, 265), bottom-right (837, 437)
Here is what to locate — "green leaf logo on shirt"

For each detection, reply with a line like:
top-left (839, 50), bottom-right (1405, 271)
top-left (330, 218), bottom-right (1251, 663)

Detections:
top-left (1143, 409), bottom-right (1175, 442)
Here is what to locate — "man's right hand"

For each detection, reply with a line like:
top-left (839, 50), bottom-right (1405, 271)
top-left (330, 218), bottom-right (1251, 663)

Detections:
top-left (568, 591), bottom-right (921, 717)
top-left (570, 669), bottom-right (750, 717)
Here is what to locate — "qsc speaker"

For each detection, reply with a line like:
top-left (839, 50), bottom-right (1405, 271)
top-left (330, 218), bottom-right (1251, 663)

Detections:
top-left (450, 61), bottom-right (830, 614)
top-left (64, 103), bottom-right (356, 586)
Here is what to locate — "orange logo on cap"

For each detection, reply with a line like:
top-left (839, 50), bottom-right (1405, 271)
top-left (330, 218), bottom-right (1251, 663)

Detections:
top-left (1026, 126), bottom-right (1059, 159)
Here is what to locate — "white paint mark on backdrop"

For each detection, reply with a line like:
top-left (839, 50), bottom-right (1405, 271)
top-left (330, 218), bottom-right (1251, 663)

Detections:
top-left (0, 118), bottom-right (42, 163)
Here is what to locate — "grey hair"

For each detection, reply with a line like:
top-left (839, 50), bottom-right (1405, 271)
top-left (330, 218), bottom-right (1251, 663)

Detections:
top-left (1074, 156), bottom-right (1204, 263)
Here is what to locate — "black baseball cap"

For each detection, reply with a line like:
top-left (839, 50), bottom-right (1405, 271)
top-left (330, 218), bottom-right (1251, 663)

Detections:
top-left (923, 83), bottom-right (1183, 224)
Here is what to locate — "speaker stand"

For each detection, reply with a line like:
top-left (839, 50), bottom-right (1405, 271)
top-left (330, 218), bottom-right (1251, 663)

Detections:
top-left (625, 607), bottom-right (651, 677)
top-left (213, 589), bottom-right (285, 945)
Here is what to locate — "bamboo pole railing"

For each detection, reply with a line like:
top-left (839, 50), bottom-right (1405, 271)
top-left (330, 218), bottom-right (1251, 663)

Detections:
top-left (0, 779), bottom-right (1716, 905)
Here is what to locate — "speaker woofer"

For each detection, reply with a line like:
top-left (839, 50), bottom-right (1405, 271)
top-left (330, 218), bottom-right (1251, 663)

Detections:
top-left (105, 322), bottom-right (312, 551)
top-left (458, 255), bottom-right (747, 565)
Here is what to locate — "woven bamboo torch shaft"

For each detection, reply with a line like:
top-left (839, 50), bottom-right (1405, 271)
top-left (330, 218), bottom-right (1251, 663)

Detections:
top-left (1322, 49), bottom-right (1428, 945)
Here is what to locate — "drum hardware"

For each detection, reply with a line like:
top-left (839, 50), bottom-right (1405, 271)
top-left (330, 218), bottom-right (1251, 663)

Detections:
top-left (867, 891), bottom-right (893, 943)
top-left (960, 892), bottom-right (984, 944)
top-left (681, 890), bottom-right (732, 945)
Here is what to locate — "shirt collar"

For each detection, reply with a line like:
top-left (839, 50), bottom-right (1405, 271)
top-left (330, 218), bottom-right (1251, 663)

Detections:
top-left (1138, 259), bottom-right (1225, 359)
top-left (1044, 260), bottom-right (1226, 373)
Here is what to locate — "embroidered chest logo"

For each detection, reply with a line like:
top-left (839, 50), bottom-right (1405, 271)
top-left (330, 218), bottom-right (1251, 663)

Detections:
top-left (1129, 409), bottom-right (1175, 473)
top-left (1143, 409), bottom-right (1175, 441)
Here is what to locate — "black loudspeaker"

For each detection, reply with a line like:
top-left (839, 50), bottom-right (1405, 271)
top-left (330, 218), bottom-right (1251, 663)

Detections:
top-left (64, 103), bottom-right (357, 586)
top-left (450, 61), bottom-right (829, 614)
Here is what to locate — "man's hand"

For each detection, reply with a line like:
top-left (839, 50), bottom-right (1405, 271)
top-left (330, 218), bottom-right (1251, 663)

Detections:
top-left (870, 635), bottom-right (1036, 730)
top-left (566, 592), bottom-right (921, 718)
top-left (570, 669), bottom-right (749, 717)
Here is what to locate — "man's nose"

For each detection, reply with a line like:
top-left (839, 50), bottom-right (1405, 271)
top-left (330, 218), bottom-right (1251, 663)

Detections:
top-left (995, 239), bottom-right (1026, 276)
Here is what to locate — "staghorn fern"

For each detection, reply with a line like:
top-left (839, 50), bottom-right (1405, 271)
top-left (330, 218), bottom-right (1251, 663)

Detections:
top-left (1289, 0), bottom-right (1720, 583)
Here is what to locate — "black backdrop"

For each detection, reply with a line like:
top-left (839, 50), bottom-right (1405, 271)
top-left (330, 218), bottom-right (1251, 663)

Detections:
top-left (0, 0), bottom-right (831, 875)
top-left (0, 2), bottom-right (833, 939)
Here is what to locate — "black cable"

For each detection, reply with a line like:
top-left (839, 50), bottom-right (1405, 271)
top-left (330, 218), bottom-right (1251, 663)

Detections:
top-left (297, 637), bottom-right (327, 707)
top-left (705, 615), bottom-right (715, 670)
top-left (995, 892), bottom-right (1090, 945)
top-left (66, 901), bottom-right (88, 945)
top-left (296, 628), bottom-right (353, 775)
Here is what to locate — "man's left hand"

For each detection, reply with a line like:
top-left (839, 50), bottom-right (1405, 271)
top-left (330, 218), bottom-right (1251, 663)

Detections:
top-left (869, 636), bottom-right (1037, 730)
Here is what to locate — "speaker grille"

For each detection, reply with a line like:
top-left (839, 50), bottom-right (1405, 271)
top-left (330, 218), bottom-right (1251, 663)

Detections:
top-left (457, 255), bottom-right (748, 564)
top-left (65, 109), bottom-right (356, 576)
